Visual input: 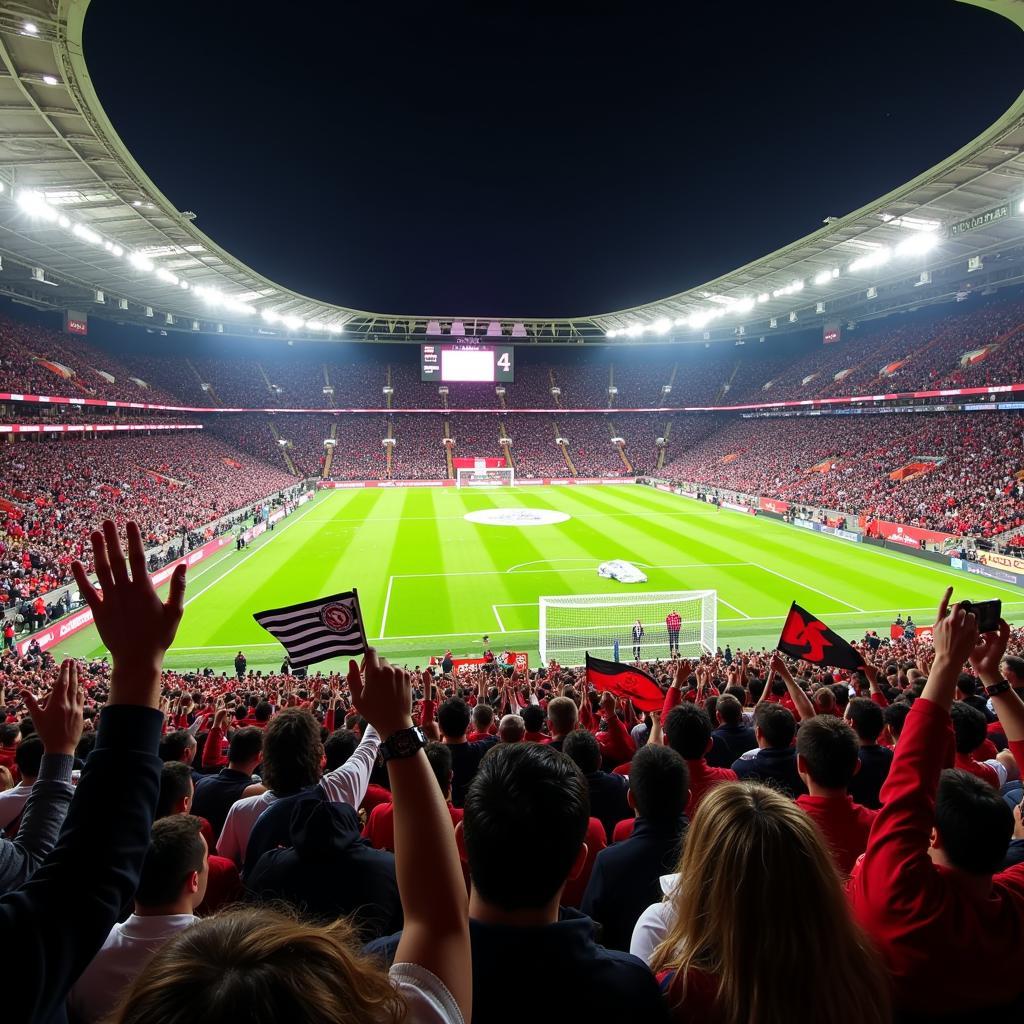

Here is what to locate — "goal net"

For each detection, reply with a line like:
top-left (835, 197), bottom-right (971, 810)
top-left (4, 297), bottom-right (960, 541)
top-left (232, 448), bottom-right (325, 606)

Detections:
top-left (456, 466), bottom-right (515, 488)
top-left (539, 590), bottom-right (717, 666)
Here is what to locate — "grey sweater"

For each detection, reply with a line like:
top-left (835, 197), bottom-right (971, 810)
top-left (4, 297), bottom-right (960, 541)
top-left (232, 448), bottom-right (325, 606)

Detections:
top-left (0, 752), bottom-right (74, 893)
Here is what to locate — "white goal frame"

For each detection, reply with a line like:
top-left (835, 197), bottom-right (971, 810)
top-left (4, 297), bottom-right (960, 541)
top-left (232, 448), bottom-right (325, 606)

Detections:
top-left (538, 589), bottom-right (717, 666)
top-left (456, 466), bottom-right (515, 488)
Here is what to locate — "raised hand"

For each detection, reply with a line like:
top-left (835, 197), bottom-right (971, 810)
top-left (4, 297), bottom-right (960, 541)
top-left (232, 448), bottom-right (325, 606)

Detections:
top-left (969, 618), bottom-right (1011, 686)
top-left (931, 587), bottom-right (978, 668)
top-left (20, 658), bottom-right (84, 756)
top-left (71, 520), bottom-right (186, 708)
top-left (348, 648), bottom-right (413, 739)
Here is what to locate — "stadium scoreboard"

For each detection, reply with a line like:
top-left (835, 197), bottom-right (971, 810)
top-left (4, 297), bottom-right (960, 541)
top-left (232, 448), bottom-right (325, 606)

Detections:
top-left (421, 342), bottom-right (515, 383)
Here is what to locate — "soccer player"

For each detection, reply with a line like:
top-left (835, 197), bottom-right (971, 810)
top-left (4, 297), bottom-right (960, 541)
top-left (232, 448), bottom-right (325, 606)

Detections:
top-left (666, 609), bottom-right (682, 658)
top-left (632, 619), bottom-right (644, 661)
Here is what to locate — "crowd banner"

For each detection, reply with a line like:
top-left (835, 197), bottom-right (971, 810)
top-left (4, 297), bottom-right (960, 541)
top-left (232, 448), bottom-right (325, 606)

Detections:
top-left (318, 478), bottom-right (636, 489)
top-left (429, 652), bottom-right (530, 675)
top-left (16, 490), bottom-right (315, 657)
top-left (949, 557), bottom-right (1024, 588)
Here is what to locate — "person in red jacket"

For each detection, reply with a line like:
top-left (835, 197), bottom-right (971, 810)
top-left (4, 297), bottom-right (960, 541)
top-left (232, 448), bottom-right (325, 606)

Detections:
top-left (665, 610), bottom-right (682, 658)
top-left (795, 715), bottom-right (876, 876)
top-left (848, 589), bottom-right (1024, 1018)
top-left (662, 702), bottom-right (736, 818)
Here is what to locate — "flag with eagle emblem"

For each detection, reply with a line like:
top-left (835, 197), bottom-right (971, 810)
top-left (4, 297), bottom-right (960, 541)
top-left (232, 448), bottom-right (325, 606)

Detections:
top-left (776, 602), bottom-right (864, 671)
top-left (253, 590), bottom-right (367, 668)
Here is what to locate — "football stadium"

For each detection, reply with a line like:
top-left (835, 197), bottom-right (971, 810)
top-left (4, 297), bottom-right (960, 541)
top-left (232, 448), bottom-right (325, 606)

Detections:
top-left (6, 1), bottom-right (1024, 1022)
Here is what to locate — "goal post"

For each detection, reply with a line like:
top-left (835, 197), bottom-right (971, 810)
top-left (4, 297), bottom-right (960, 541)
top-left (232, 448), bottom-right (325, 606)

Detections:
top-left (538, 590), bottom-right (717, 666)
top-left (456, 466), bottom-right (515, 488)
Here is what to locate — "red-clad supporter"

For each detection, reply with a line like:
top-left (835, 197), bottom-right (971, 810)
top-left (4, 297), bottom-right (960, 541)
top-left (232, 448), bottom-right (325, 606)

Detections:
top-left (849, 592), bottom-right (1024, 1018)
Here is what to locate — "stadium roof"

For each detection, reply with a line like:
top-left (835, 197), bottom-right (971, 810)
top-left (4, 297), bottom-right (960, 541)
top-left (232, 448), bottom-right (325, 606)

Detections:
top-left (0, 0), bottom-right (1021, 345)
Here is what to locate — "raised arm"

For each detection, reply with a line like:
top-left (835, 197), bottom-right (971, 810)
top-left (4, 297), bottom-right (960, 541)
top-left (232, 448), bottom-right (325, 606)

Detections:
top-left (350, 649), bottom-right (470, 1020)
top-left (0, 659), bottom-right (81, 893)
top-left (969, 619), bottom-right (1024, 775)
top-left (0, 520), bottom-right (185, 1023)
top-left (770, 653), bottom-right (815, 721)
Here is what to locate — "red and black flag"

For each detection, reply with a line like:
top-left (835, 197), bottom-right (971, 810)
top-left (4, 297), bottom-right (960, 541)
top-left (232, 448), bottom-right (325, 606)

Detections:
top-left (585, 653), bottom-right (664, 712)
top-left (777, 602), bottom-right (864, 671)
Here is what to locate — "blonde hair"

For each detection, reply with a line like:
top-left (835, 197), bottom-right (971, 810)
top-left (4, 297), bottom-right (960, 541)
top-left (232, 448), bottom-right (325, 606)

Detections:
top-left (108, 907), bottom-right (407, 1024)
top-left (650, 782), bottom-right (889, 1024)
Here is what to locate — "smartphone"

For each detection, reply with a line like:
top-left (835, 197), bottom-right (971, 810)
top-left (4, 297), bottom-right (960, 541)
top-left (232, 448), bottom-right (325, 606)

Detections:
top-left (962, 599), bottom-right (1001, 633)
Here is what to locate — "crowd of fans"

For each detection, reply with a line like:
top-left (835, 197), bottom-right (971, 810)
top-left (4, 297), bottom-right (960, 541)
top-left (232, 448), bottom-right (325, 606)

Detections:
top-left (0, 433), bottom-right (296, 606)
top-left (2, 519), bottom-right (1024, 1022)
top-left (3, 291), bottom-right (1023, 415)
top-left (664, 410), bottom-right (1024, 539)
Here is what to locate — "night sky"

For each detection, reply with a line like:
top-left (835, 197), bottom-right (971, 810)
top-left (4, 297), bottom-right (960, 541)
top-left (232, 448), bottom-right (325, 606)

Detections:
top-left (82, 1), bottom-right (1024, 318)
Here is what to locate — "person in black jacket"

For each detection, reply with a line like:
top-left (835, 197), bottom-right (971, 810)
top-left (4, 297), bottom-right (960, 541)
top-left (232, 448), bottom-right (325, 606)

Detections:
top-left (246, 789), bottom-right (402, 942)
top-left (708, 693), bottom-right (757, 767)
top-left (365, 742), bottom-right (669, 1024)
top-left (191, 726), bottom-right (263, 837)
top-left (581, 743), bottom-right (689, 951)
top-left (0, 519), bottom-right (187, 1024)
top-left (845, 697), bottom-right (893, 810)
top-left (562, 729), bottom-right (631, 842)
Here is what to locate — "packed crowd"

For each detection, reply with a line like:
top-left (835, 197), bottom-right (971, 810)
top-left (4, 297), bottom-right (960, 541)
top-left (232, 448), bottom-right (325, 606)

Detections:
top-left (665, 410), bottom-right (1024, 539)
top-left (0, 433), bottom-right (296, 605)
top-left (3, 291), bottom-right (1023, 415)
top-left (2, 519), bottom-right (1024, 1022)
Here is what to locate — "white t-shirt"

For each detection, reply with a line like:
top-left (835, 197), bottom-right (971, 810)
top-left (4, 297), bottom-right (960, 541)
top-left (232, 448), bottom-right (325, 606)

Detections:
top-left (630, 901), bottom-right (676, 966)
top-left (390, 963), bottom-right (463, 1024)
top-left (0, 782), bottom-right (31, 828)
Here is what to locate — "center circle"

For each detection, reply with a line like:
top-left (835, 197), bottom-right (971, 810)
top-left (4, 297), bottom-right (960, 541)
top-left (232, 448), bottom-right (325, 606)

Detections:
top-left (463, 508), bottom-right (570, 527)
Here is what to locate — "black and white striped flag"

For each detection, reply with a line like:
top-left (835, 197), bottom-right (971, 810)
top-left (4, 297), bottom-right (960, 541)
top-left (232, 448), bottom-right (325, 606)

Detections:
top-left (253, 589), bottom-right (367, 668)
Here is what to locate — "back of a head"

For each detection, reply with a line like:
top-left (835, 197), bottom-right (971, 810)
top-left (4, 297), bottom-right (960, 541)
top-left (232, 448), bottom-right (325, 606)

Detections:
top-left (0, 722), bottom-right (18, 748)
top-left (829, 682), bottom-right (849, 711)
top-left (935, 768), bottom-right (1012, 875)
top-left (472, 703), bottom-right (494, 732)
top-left (652, 782), bottom-right (889, 1024)
top-left (629, 743), bottom-right (689, 823)
top-left (463, 743), bottom-right (589, 911)
top-left (159, 729), bottom-right (195, 764)
top-left (109, 908), bottom-right (404, 1024)
top-left (754, 703), bottom-right (796, 749)
top-left (664, 703), bottom-right (712, 760)
top-left (845, 697), bottom-right (884, 744)
top-left (883, 701), bottom-right (911, 740)
top-left (498, 714), bottom-right (525, 743)
top-left (716, 693), bottom-right (743, 727)
top-left (14, 736), bottom-right (43, 780)
top-left (521, 704), bottom-right (545, 734)
top-left (254, 700), bottom-right (273, 723)
top-left (228, 726), bottom-right (263, 766)
top-left (562, 729), bottom-right (601, 775)
top-left (796, 716), bottom-right (859, 789)
top-left (949, 700), bottom-right (987, 755)
top-left (424, 741), bottom-right (452, 799)
top-left (157, 761), bottom-right (194, 819)
top-left (135, 815), bottom-right (206, 909)
top-left (323, 729), bottom-right (359, 772)
top-left (262, 708), bottom-right (322, 795)
top-left (437, 697), bottom-right (470, 740)
top-left (546, 696), bottom-right (578, 736)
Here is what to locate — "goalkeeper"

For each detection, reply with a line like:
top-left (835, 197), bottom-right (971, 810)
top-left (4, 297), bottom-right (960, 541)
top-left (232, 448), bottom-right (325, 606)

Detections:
top-left (632, 619), bottom-right (644, 661)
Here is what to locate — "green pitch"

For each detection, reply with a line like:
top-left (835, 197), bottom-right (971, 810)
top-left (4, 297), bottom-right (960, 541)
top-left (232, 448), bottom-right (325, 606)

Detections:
top-left (58, 484), bottom-right (1024, 674)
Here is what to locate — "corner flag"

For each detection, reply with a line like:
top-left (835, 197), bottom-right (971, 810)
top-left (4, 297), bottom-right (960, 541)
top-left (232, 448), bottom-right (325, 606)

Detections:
top-left (253, 589), bottom-right (367, 669)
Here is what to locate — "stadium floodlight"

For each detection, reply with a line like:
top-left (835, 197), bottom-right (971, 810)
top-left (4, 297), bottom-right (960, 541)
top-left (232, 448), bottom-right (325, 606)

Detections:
top-left (23, 22), bottom-right (38, 34)
top-left (814, 268), bottom-right (839, 286)
top-left (282, 315), bottom-right (304, 330)
top-left (733, 296), bottom-right (755, 314)
top-left (538, 590), bottom-right (717, 665)
top-left (42, 74), bottom-right (58, 85)
top-left (17, 190), bottom-right (58, 222)
top-left (261, 309), bottom-right (280, 324)
top-left (848, 247), bottom-right (891, 273)
top-left (155, 268), bottom-right (179, 285)
top-left (894, 232), bottom-right (938, 258)
top-left (757, 293), bottom-right (769, 303)
top-left (652, 317), bottom-right (672, 334)
top-left (72, 223), bottom-right (101, 245)
top-left (129, 252), bottom-right (154, 272)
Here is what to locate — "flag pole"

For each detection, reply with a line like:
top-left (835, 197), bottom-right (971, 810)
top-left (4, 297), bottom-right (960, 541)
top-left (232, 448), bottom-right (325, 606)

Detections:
top-left (352, 588), bottom-right (369, 653)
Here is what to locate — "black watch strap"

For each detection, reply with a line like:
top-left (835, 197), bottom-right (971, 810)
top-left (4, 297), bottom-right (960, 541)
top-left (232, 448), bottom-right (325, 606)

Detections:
top-left (984, 680), bottom-right (1012, 697)
top-left (380, 726), bottom-right (427, 762)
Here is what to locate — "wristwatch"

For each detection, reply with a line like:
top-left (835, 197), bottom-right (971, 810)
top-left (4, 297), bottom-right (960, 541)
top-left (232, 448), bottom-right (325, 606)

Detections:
top-left (380, 725), bottom-right (427, 762)
top-left (984, 680), bottom-right (1012, 697)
